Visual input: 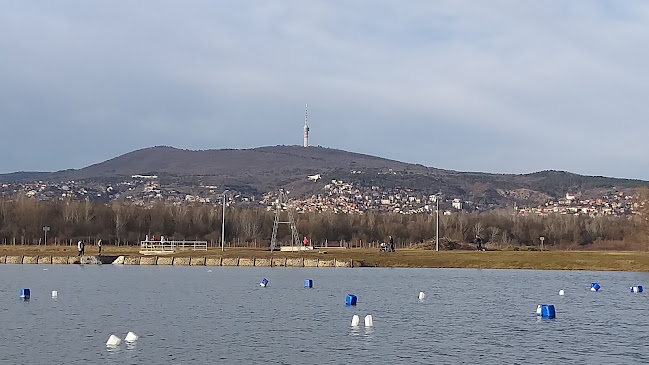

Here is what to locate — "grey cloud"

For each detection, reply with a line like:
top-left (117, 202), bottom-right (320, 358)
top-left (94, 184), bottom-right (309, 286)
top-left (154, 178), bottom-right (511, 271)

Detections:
top-left (1, 1), bottom-right (648, 179)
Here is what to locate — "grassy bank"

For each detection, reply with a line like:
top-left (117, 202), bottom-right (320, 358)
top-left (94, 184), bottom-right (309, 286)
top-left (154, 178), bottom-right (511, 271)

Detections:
top-left (1, 245), bottom-right (649, 271)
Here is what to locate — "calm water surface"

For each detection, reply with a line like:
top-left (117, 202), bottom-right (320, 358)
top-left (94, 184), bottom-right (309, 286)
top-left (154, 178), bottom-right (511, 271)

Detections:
top-left (0, 265), bottom-right (648, 364)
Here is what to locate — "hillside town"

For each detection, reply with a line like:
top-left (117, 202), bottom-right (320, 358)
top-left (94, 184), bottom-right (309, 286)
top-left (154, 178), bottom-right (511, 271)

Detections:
top-left (0, 173), bottom-right (640, 218)
top-left (517, 192), bottom-right (635, 217)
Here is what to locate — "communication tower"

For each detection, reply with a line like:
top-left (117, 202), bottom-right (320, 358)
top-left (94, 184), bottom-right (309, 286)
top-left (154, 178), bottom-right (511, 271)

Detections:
top-left (303, 104), bottom-right (309, 147)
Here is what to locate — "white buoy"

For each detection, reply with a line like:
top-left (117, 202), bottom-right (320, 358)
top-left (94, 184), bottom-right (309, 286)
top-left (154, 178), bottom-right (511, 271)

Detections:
top-left (364, 315), bottom-right (373, 327)
top-left (124, 332), bottom-right (138, 343)
top-left (207, 270), bottom-right (212, 273)
top-left (51, 290), bottom-right (58, 298)
top-left (559, 290), bottom-right (564, 296)
top-left (106, 335), bottom-right (121, 347)
top-left (43, 268), bottom-right (48, 271)
top-left (351, 315), bottom-right (360, 327)
top-left (418, 291), bottom-right (426, 300)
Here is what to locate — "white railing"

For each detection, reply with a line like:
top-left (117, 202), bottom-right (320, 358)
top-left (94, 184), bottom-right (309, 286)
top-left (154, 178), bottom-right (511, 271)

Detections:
top-left (139, 240), bottom-right (208, 254)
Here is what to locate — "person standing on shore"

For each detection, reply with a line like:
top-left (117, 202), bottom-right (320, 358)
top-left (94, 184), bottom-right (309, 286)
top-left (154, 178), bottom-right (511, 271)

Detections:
top-left (98, 239), bottom-right (102, 255)
top-left (475, 235), bottom-right (484, 251)
top-left (77, 240), bottom-right (83, 256)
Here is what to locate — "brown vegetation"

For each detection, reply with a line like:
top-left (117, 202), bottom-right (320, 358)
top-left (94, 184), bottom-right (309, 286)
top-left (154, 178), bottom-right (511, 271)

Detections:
top-left (0, 194), bottom-right (647, 251)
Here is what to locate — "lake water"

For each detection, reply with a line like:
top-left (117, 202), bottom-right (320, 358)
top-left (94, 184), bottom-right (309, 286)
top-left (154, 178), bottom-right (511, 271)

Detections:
top-left (0, 265), bottom-right (648, 364)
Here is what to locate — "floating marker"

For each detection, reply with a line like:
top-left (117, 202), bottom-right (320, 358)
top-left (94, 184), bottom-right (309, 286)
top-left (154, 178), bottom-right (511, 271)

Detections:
top-left (124, 332), bottom-right (138, 343)
top-left (558, 290), bottom-right (564, 296)
top-left (304, 279), bottom-right (313, 288)
top-left (418, 291), bottom-right (426, 300)
top-left (364, 315), bottom-right (374, 327)
top-left (259, 278), bottom-right (269, 287)
top-left (20, 289), bottom-right (30, 300)
top-left (345, 294), bottom-right (357, 306)
top-left (630, 286), bottom-right (643, 293)
top-left (51, 290), bottom-right (58, 298)
top-left (351, 315), bottom-right (360, 327)
top-left (106, 335), bottom-right (121, 347)
top-left (536, 304), bottom-right (556, 319)
top-left (43, 268), bottom-right (48, 271)
top-left (207, 270), bottom-right (212, 273)
top-left (590, 283), bottom-right (600, 292)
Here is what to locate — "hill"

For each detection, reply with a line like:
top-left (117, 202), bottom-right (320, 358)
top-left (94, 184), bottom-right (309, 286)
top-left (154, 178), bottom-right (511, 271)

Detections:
top-left (1, 145), bottom-right (646, 208)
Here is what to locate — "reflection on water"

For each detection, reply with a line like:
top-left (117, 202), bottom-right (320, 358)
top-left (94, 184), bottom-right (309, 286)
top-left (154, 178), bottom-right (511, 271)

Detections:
top-left (0, 265), bottom-right (648, 364)
top-left (106, 346), bottom-right (120, 354)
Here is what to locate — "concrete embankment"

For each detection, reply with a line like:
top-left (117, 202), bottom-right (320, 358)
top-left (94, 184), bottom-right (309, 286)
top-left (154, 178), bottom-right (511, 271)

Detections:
top-left (0, 255), bottom-right (355, 267)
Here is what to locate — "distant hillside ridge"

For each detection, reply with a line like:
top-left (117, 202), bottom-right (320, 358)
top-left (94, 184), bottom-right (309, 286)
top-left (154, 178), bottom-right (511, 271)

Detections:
top-left (66, 145), bottom-right (435, 177)
top-left (0, 145), bottom-right (646, 207)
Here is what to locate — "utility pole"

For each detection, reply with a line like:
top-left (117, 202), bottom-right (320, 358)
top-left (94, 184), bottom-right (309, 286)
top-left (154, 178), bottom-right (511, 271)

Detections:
top-left (221, 190), bottom-right (228, 252)
top-left (436, 196), bottom-right (439, 252)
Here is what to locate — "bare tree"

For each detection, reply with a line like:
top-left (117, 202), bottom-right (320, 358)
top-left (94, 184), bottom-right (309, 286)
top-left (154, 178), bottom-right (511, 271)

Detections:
top-left (473, 222), bottom-right (483, 238)
top-left (111, 202), bottom-right (133, 245)
top-left (489, 226), bottom-right (500, 245)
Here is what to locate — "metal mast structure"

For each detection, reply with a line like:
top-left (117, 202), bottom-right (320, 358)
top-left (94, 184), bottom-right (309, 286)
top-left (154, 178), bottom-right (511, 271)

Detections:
top-left (270, 189), bottom-right (300, 252)
top-left (303, 104), bottom-right (309, 147)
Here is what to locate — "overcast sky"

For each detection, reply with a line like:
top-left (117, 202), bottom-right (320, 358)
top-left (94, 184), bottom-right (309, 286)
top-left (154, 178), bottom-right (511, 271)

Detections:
top-left (1, 1), bottom-right (649, 179)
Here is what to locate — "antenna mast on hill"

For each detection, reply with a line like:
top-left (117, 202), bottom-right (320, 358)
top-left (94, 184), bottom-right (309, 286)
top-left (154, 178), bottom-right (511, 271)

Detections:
top-left (303, 104), bottom-right (309, 147)
top-left (270, 189), bottom-right (300, 252)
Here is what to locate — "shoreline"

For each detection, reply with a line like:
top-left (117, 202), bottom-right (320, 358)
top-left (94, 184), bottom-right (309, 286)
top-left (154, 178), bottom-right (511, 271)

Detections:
top-left (0, 255), bottom-right (353, 267)
top-left (1, 247), bottom-right (649, 271)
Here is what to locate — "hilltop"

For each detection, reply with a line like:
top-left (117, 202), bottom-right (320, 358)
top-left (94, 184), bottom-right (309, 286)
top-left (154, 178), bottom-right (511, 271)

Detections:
top-left (0, 145), bottom-right (646, 209)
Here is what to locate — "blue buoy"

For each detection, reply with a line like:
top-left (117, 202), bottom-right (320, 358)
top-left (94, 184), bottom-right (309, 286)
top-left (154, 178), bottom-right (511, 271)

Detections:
top-left (304, 279), bottom-right (313, 288)
top-left (345, 294), bottom-right (357, 306)
top-left (20, 288), bottom-right (30, 300)
top-left (259, 278), bottom-right (269, 287)
top-left (631, 286), bottom-right (643, 293)
top-left (590, 283), bottom-right (600, 292)
top-left (536, 304), bottom-right (555, 319)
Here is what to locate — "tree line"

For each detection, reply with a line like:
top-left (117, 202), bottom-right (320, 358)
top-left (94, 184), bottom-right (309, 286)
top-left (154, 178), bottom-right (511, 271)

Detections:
top-left (0, 194), bottom-right (646, 249)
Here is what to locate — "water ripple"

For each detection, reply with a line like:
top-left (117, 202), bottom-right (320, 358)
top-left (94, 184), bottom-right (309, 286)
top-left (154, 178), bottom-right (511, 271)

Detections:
top-left (0, 266), bottom-right (647, 364)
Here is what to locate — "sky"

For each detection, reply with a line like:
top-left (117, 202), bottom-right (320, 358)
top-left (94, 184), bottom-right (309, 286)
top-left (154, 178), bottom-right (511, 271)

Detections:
top-left (1, 1), bottom-right (649, 179)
